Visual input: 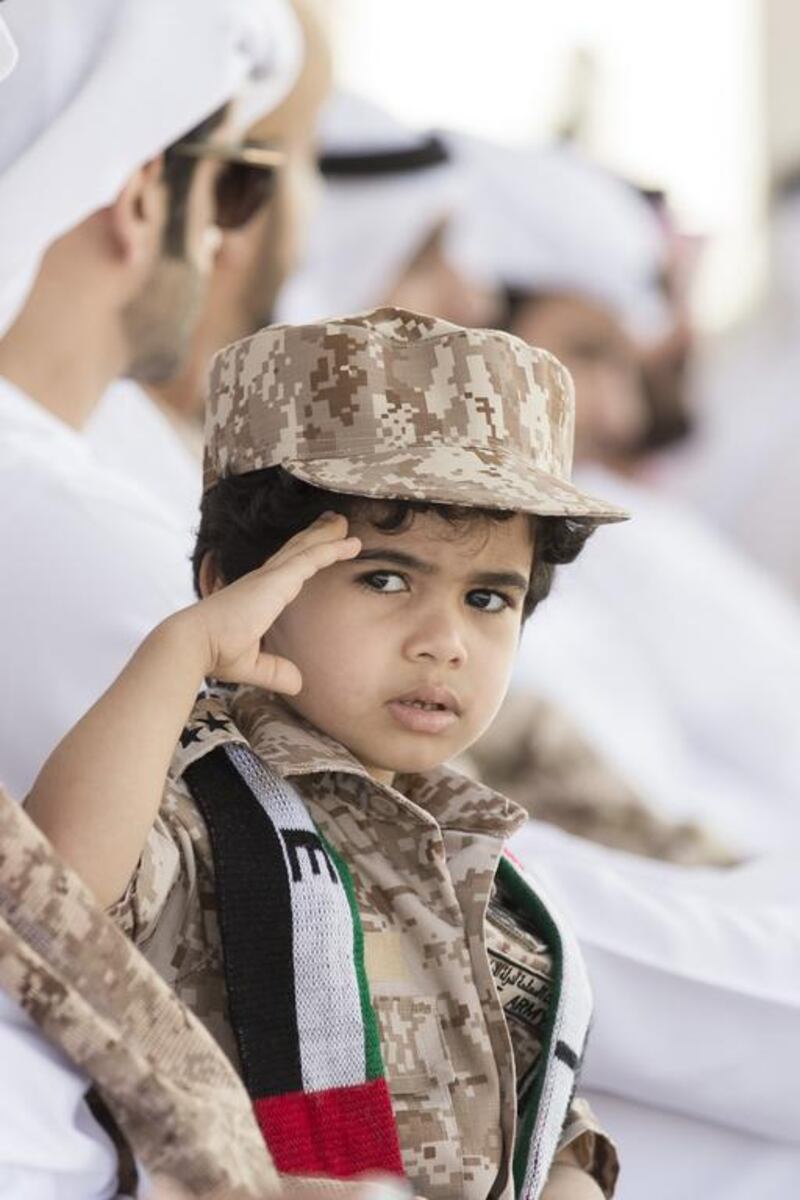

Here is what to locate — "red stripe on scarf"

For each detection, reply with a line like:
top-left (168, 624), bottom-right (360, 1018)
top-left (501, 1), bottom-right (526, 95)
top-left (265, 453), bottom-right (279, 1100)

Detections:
top-left (254, 1078), bottom-right (404, 1178)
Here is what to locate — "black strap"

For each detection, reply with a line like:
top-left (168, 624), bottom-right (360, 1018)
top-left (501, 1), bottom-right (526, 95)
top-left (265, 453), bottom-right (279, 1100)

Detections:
top-left (319, 134), bottom-right (450, 179)
top-left (184, 747), bottom-right (302, 1097)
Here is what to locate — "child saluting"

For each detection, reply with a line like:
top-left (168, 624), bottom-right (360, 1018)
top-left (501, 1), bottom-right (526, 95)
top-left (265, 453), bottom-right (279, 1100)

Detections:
top-left (28, 308), bottom-right (625, 1200)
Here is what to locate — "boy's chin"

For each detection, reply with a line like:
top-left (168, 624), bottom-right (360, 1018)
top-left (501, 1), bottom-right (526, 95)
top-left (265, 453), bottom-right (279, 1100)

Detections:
top-left (362, 740), bottom-right (463, 782)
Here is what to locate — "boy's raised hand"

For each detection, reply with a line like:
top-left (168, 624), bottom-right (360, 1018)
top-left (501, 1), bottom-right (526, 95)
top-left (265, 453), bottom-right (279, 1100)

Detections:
top-left (183, 513), bottom-right (360, 695)
top-left (26, 513), bottom-right (360, 911)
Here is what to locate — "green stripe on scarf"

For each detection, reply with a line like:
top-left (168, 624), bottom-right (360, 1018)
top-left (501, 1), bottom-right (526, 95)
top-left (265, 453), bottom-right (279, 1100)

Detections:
top-left (497, 855), bottom-right (564, 1197)
top-left (322, 834), bottom-right (383, 1080)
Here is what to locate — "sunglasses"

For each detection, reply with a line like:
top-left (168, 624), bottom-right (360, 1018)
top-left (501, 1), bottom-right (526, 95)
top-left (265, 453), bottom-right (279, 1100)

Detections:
top-left (171, 139), bottom-right (286, 231)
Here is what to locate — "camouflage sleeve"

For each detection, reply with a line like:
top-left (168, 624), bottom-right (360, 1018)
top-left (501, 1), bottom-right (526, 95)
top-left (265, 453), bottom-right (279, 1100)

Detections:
top-left (552, 1096), bottom-right (619, 1199)
top-left (106, 814), bottom-right (182, 944)
top-left (471, 691), bottom-right (737, 866)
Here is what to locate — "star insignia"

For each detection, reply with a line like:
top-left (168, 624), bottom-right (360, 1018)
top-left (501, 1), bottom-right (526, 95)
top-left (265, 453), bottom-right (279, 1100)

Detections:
top-left (201, 713), bottom-right (231, 733)
top-left (179, 726), bottom-right (203, 748)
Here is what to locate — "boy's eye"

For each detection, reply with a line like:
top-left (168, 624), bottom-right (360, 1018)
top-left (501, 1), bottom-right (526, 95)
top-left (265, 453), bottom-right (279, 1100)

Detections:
top-left (467, 589), bottom-right (511, 613)
top-left (357, 570), bottom-right (408, 594)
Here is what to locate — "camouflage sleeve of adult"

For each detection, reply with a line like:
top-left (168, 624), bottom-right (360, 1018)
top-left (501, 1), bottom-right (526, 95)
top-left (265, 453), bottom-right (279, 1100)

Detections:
top-left (470, 691), bottom-right (738, 866)
top-left (0, 787), bottom-right (277, 1200)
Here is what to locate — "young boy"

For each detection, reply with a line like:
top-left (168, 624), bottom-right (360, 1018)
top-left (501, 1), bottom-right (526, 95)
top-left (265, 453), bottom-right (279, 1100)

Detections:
top-left (28, 307), bottom-right (626, 1200)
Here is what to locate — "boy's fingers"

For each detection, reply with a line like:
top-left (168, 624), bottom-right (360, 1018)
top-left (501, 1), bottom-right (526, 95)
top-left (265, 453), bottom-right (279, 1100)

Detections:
top-left (259, 512), bottom-right (349, 571)
top-left (246, 654), bottom-right (302, 696)
top-left (265, 535), bottom-right (361, 606)
top-left (292, 534), bottom-right (362, 576)
top-left (243, 536), bottom-right (360, 628)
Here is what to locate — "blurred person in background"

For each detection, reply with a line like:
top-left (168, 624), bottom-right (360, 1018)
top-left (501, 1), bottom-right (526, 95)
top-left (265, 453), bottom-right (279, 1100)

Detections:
top-left (0, 0), bottom-right (302, 802)
top-left (0, 13), bottom-right (407, 1197)
top-left (663, 169), bottom-right (800, 602)
top-left (383, 131), bottom-right (800, 1200)
top-left (273, 101), bottom-right (738, 864)
top-left (447, 139), bottom-right (800, 1197)
top-left (0, 5), bottom-right (299, 1195)
top-left (448, 136), bottom-right (800, 857)
top-left (87, 0), bottom-right (333, 551)
top-left (275, 90), bottom-right (495, 327)
top-left (273, 106), bottom-right (736, 865)
top-left (627, 188), bottom-right (698, 463)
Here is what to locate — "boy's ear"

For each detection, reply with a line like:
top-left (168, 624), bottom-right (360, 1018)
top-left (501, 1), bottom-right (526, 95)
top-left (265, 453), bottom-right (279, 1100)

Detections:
top-left (105, 156), bottom-right (166, 266)
top-left (199, 551), bottom-right (226, 597)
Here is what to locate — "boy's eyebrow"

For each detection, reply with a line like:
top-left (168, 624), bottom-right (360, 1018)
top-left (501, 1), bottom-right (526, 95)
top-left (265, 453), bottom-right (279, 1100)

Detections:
top-left (469, 570), bottom-right (529, 592)
top-left (353, 548), bottom-right (529, 591)
top-left (354, 548), bottom-right (435, 573)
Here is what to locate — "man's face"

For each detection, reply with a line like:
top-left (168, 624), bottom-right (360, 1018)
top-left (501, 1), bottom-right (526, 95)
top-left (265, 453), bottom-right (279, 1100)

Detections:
top-left (124, 114), bottom-right (235, 385)
top-left (385, 223), bottom-right (497, 329)
top-left (262, 509), bottom-right (534, 785)
top-left (511, 293), bottom-right (647, 465)
top-left (200, 146), bottom-right (319, 352)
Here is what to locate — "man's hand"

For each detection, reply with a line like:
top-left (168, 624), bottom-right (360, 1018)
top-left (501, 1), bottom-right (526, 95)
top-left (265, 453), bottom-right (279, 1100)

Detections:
top-left (177, 512), bottom-right (360, 695)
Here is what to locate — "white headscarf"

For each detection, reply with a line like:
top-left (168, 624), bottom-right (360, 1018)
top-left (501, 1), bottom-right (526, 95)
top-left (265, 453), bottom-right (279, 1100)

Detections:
top-left (276, 91), bottom-right (460, 322)
top-left (0, 16), bottom-right (18, 81)
top-left (0, 0), bottom-right (303, 335)
top-left (446, 134), bottom-right (671, 341)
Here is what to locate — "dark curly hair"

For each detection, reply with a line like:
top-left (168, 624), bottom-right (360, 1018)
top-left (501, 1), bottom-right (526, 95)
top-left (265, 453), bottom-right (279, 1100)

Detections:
top-left (192, 467), bottom-right (597, 620)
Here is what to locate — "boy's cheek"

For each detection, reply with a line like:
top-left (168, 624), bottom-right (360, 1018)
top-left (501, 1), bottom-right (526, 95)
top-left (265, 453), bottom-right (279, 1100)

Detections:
top-left (471, 647), bottom-right (517, 731)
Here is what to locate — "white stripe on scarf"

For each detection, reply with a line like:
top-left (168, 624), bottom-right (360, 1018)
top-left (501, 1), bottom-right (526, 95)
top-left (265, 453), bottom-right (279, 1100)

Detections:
top-left (227, 744), bottom-right (367, 1092)
top-left (515, 862), bottom-right (594, 1200)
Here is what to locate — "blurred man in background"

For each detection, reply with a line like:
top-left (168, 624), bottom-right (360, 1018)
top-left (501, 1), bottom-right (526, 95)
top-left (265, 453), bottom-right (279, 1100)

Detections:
top-left (0, 0), bottom-right (302, 802)
top-left (0, 3), bottom-right (306, 1194)
top-left (87, 0), bottom-right (333, 551)
top-left (446, 135), bottom-right (800, 1200)
top-left (664, 169), bottom-right (800, 602)
top-left (276, 90), bottom-right (495, 327)
top-left (447, 135), bottom-right (800, 857)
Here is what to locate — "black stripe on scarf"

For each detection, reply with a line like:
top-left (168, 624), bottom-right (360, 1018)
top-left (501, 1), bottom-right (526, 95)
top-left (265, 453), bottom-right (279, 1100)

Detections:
top-left (184, 747), bottom-right (301, 1097)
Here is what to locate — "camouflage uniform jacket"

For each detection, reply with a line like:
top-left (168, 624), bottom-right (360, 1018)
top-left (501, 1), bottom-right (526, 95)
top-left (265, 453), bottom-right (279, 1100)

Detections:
top-left (0, 787), bottom-right (279, 1200)
top-left (112, 687), bottom-right (618, 1200)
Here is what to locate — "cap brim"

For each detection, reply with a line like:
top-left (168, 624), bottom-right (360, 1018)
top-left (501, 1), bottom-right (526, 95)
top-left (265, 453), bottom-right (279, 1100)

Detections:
top-left (283, 445), bottom-right (628, 523)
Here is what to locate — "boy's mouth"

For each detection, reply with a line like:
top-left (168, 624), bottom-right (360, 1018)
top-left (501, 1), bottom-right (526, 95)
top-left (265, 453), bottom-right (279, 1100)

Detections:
top-left (387, 686), bottom-right (461, 735)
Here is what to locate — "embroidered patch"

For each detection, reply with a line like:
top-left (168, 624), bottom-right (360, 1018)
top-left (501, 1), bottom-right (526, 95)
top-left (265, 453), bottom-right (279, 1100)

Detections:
top-left (489, 948), bottom-right (550, 1032)
top-left (486, 897), bottom-right (552, 1096)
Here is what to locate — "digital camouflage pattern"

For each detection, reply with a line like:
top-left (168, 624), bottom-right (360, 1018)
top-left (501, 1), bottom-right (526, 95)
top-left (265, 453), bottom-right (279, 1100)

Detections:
top-left (0, 787), bottom-right (278, 1200)
top-left (111, 688), bottom-right (618, 1200)
top-left (204, 306), bottom-right (627, 523)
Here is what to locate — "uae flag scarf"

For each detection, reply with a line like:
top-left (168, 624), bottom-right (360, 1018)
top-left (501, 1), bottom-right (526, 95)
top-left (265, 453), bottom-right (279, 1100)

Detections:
top-left (184, 741), bottom-right (405, 1181)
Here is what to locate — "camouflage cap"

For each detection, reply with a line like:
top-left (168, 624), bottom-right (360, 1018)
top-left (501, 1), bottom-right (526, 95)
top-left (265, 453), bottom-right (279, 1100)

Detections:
top-left (204, 306), bottom-right (628, 522)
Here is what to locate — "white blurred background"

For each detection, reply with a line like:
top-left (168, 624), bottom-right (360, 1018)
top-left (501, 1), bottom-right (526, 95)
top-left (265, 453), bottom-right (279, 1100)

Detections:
top-left (329, 0), bottom-right (800, 332)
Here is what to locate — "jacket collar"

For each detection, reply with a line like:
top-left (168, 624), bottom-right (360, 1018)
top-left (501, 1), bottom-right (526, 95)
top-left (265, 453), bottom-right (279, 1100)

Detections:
top-left (172, 686), bottom-right (527, 840)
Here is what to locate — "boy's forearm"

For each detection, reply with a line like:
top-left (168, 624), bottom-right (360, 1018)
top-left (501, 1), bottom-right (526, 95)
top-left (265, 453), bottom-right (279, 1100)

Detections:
top-left (25, 611), bottom-right (209, 908)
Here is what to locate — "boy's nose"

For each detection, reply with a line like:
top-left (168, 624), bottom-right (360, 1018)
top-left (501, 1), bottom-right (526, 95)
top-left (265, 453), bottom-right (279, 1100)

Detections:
top-left (403, 610), bottom-right (467, 668)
